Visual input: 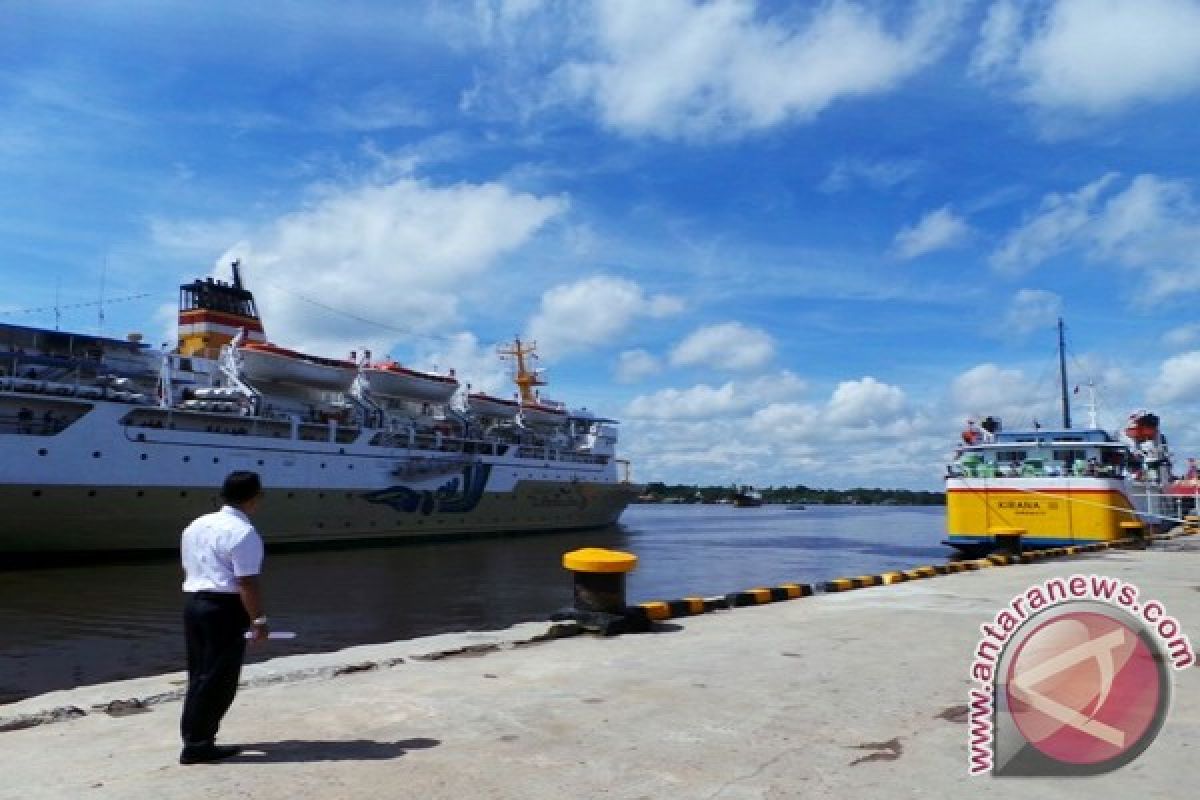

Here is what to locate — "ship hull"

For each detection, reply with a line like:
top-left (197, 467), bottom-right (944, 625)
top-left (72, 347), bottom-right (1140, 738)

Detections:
top-left (944, 477), bottom-right (1155, 550)
top-left (0, 400), bottom-right (638, 559)
top-left (0, 480), bottom-right (640, 556)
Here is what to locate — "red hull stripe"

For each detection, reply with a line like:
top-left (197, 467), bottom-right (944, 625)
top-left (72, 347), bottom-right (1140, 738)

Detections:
top-left (946, 487), bottom-right (1125, 495)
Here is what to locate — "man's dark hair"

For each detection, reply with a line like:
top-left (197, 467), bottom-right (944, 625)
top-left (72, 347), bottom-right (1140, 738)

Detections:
top-left (221, 471), bottom-right (262, 506)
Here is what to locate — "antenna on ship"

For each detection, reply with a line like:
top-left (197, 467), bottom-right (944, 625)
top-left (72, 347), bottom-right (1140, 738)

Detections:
top-left (498, 337), bottom-right (545, 405)
top-left (1058, 317), bottom-right (1071, 429)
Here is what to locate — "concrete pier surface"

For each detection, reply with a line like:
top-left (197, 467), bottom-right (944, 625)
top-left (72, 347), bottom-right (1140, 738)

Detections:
top-left (2, 543), bottom-right (1197, 799)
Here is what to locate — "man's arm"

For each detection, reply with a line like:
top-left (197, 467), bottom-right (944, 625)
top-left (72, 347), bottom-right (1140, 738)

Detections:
top-left (236, 575), bottom-right (269, 642)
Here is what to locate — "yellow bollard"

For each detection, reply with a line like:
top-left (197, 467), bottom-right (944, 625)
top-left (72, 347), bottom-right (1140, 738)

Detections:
top-left (562, 548), bottom-right (638, 614)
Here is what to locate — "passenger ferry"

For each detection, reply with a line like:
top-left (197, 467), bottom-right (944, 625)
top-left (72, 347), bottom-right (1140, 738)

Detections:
top-left (944, 321), bottom-right (1175, 553)
top-left (0, 262), bottom-right (639, 558)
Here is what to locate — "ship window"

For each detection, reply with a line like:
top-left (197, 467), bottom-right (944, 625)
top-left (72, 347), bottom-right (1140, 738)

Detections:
top-left (995, 450), bottom-right (1026, 463)
top-left (140, 454), bottom-right (148, 461)
top-left (183, 456), bottom-right (190, 463)
top-left (92, 451), bottom-right (101, 458)
top-left (180, 491), bottom-right (188, 497)
top-left (212, 457), bottom-right (219, 464)
top-left (32, 489), bottom-right (41, 497)
top-left (136, 490), bottom-right (144, 497)
top-left (257, 459), bottom-right (264, 466)
top-left (87, 490), bottom-right (96, 497)
top-left (1053, 449), bottom-right (1088, 463)
top-left (38, 448), bottom-right (47, 456)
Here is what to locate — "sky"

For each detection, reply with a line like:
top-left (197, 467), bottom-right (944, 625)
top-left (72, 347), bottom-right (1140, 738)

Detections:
top-left (5, 0), bottom-right (1200, 490)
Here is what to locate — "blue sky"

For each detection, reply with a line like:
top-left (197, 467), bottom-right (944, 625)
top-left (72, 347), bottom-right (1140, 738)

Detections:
top-left (6, 0), bottom-right (1200, 489)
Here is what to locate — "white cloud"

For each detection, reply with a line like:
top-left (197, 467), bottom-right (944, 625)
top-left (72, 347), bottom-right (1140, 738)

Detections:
top-left (154, 176), bottom-right (567, 357)
top-left (825, 376), bottom-right (907, 426)
top-left (969, 0), bottom-right (1022, 80)
top-left (1164, 323), bottom-right (1200, 349)
top-left (625, 370), bottom-right (805, 419)
top-left (971, 0), bottom-right (1200, 116)
top-left (950, 363), bottom-right (1056, 428)
top-left (1002, 288), bottom-right (1062, 335)
top-left (525, 275), bottom-right (683, 360)
top-left (819, 157), bottom-right (922, 193)
top-left (990, 173), bottom-right (1200, 298)
top-left (614, 349), bottom-right (661, 383)
top-left (892, 206), bottom-right (970, 259)
top-left (990, 173), bottom-right (1118, 273)
top-left (1148, 351), bottom-right (1200, 404)
top-left (669, 321), bottom-right (775, 372)
top-left (558, 0), bottom-right (964, 139)
top-left (412, 331), bottom-right (511, 397)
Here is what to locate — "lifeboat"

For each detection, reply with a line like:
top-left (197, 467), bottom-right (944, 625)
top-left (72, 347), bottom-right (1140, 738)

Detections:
top-left (520, 400), bottom-right (568, 427)
top-left (1125, 410), bottom-right (1161, 442)
top-left (363, 362), bottom-right (459, 403)
top-left (467, 392), bottom-right (520, 419)
top-left (238, 342), bottom-right (358, 392)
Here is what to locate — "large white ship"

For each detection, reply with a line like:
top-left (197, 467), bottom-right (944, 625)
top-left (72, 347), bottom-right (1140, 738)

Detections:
top-left (0, 263), bottom-right (639, 558)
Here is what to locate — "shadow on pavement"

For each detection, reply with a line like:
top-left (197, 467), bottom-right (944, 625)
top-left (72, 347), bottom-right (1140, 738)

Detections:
top-left (231, 737), bottom-right (441, 763)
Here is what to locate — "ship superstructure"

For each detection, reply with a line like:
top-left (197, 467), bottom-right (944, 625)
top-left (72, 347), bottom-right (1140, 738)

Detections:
top-left (0, 264), bottom-right (638, 557)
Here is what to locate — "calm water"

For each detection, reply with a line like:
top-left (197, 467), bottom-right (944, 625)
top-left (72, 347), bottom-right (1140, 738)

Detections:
top-left (0, 504), bottom-right (947, 704)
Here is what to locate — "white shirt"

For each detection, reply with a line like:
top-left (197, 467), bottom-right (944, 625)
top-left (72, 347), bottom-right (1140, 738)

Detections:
top-left (181, 506), bottom-right (264, 593)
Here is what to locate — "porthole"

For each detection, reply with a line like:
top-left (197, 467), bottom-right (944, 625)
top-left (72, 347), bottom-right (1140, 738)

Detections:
top-left (183, 456), bottom-right (191, 463)
top-left (140, 454), bottom-right (148, 461)
top-left (37, 448), bottom-right (47, 456)
top-left (212, 457), bottom-right (220, 464)
top-left (92, 451), bottom-right (101, 458)
top-left (257, 460), bottom-right (264, 466)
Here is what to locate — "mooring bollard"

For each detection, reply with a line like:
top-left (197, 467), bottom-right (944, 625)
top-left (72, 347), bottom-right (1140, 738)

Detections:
top-left (989, 526), bottom-right (1024, 555)
top-left (562, 547), bottom-right (638, 613)
top-left (1119, 520), bottom-right (1147, 547)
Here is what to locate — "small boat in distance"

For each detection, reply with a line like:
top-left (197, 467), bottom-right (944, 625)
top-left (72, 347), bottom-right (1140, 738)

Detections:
top-left (731, 485), bottom-right (764, 507)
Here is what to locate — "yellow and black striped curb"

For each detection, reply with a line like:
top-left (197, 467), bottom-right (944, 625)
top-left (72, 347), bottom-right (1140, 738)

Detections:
top-left (628, 534), bottom-right (1171, 623)
top-left (725, 583), bottom-right (814, 607)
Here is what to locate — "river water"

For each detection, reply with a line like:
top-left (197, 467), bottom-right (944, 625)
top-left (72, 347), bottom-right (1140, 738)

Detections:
top-left (0, 504), bottom-right (947, 704)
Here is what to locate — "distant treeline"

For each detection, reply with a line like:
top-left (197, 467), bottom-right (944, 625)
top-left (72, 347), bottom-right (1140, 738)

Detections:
top-left (637, 483), bottom-right (945, 506)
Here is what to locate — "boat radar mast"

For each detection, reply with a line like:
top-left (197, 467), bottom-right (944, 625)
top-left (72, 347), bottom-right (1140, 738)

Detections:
top-left (1058, 317), bottom-right (1072, 429)
top-left (498, 338), bottom-right (545, 404)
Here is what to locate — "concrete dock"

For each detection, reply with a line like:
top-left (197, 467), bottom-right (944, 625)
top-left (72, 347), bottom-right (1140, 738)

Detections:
top-left (2, 542), bottom-right (1197, 799)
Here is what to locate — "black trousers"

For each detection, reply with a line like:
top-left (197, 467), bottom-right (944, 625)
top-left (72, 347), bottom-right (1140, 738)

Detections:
top-left (180, 592), bottom-right (249, 746)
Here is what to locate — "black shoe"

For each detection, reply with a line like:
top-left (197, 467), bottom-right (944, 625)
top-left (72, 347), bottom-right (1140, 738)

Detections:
top-left (179, 744), bottom-right (242, 765)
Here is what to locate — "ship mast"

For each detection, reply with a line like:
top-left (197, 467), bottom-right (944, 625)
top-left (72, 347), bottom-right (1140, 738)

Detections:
top-left (498, 338), bottom-right (545, 405)
top-left (1058, 317), bottom-right (1072, 429)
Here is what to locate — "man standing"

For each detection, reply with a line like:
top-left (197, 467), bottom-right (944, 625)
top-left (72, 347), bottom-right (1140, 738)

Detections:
top-left (179, 471), bottom-right (270, 765)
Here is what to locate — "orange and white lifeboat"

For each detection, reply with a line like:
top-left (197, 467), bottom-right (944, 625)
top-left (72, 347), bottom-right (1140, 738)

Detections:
top-left (520, 399), bottom-right (568, 427)
top-left (467, 392), bottom-right (520, 419)
top-left (238, 342), bottom-right (358, 392)
top-left (364, 362), bottom-right (459, 403)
